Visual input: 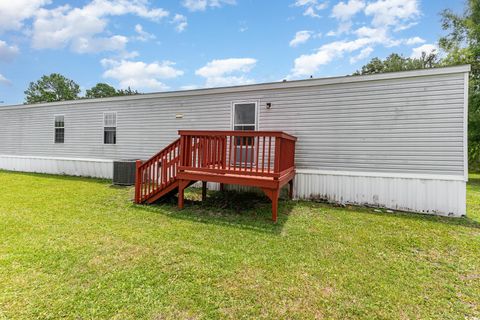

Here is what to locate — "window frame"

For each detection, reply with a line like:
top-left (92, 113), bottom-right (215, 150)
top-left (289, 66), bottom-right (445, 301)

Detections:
top-left (230, 101), bottom-right (258, 167)
top-left (103, 111), bottom-right (117, 145)
top-left (54, 114), bottom-right (65, 144)
top-left (231, 101), bottom-right (258, 131)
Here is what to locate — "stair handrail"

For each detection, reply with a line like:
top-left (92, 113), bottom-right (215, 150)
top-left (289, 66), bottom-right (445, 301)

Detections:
top-left (135, 138), bottom-right (181, 203)
top-left (138, 138), bottom-right (181, 170)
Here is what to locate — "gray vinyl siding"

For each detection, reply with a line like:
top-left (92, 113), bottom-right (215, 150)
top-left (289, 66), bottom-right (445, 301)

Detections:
top-left (0, 69), bottom-right (467, 176)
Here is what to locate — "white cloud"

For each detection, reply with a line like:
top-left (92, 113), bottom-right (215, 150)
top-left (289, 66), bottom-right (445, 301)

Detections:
top-left (410, 44), bottom-right (438, 58)
top-left (196, 58), bottom-right (256, 78)
top-left (327, 23), bottom-right (352, 36)
top-left (31, 0), bottom-right (169, 53)
top-left (134, 24), bottom-right (155, 41)
top-left (0, 73), bottom-right (11, 85)
top-left (332, 0), bottom-right (365, 21)
top-left (294, 0), bottom-right (328, 18)
top-left (289, 0), bottom-right (426, 77)
top-left (83, 0), bottom-right (169, 21)
top-left (349, 46), bottom-right (373, 63)
top-left (353, 26), bottom-right (394, 45)
top-left (405, 36), bottom-right (425, 45)
top-left (172, 14), bottom-right (188, 32)
top-left (72, 35), bottom-right (128, 54)
top-left (365, 0), bottom-right (420, 29)
top-left (289, 30), bottom-right (313, 47)
top-left (328, 0), bottom-right (365, 35)
top-left (0, 0), bottom-right (50, 33)
top-left (182, 0), bottom-right (208, 11)
top-left (294, 0), bottom-right (318, 5)
top-left (182, 0), bottom-right (236, 12)
top-left (195, 58), bottom-right (257, 87)
top-left (238, 21), bottom-right (248, 32)
top-left (101, 58), bottom-right (184, 90)
top-left (303, 7), bottom-right (320, 18)
top-left (289, 38), bottom-right (378, 78)
top-left (352, 29), bottom-right (423, 47)
top-left (0, 40), bottom-right (20, 61)
top-left (394, 22), bottom-right (418, 32)
top-left (119, 50), bottom-right (140, 59)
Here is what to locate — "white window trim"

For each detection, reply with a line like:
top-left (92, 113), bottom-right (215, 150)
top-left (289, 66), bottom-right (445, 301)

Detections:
top-left (53, 114), bottom-right (65, 144)
top-left (231, 101), bottom-right (258, 131)
top-left (230, 101), bottom-right (259, 167)
top-left (103, 111), bottom-right (117, 145)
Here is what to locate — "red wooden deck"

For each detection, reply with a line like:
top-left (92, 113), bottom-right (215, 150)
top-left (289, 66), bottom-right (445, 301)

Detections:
top-left (134, 130), bottom-right (297, 222)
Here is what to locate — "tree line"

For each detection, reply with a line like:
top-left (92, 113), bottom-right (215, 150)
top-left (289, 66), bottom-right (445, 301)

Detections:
top-left (24, 74), bottom-right (141, 104)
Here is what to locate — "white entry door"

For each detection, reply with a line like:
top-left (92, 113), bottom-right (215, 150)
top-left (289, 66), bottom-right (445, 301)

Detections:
top-left (232, 102), bottom-right (257, 166)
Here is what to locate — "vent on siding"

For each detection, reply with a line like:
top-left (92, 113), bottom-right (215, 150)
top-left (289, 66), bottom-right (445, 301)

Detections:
top-left (113, 160), bottom-right (137, 185)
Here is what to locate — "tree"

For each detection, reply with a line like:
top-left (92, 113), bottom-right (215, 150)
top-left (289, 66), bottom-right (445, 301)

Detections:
top-left (85, 83), bottom-right (117, 99)
top-left (116, 86), bottom-right (140, 96)
top-left (439, 0), bottom-right (480, 88)
top-left (84, 84), bottom-right (141, 99)
top-left (353, 52), bottom-right (440, 75)
top-left (440, 0), bottom-right (480, 170)
top-left (24, 73), bottom-right (80, 104)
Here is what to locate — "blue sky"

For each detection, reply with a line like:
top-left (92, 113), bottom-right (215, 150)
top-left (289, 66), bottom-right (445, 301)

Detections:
top-left (0, 0), bottom-right (464, 105)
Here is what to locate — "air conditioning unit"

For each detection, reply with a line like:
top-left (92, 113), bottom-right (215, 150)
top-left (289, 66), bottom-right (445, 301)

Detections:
top-left (113, 160), bottom-right (137, 186)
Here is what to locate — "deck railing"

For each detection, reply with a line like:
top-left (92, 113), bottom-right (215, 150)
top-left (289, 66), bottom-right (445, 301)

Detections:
top-left (178, 130), bottom-right (297, 178)
top-left (135, 130), bottom-right (296, 204)
top-left (135, 138), bottom-right (181, 203)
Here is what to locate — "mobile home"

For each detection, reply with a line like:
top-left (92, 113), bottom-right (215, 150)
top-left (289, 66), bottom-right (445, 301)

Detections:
top-left (0, 65), bottom-right (470, 217)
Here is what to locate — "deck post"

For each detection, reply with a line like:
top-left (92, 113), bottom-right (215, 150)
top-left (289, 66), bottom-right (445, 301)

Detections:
top-left (219, 183), bottom-right (225, 192)
top-left (261, 188), bottom-right (280, 223)
top-left (288, 179), bottom-right (294, 200)
top-left (178, 179), bottom-right (188, 209)
top-left (202, 181), bottom-right (207, 201)
top-left (272, 192), bottom-right (279, 222)
top-left (134, 160), bottom-right (142, 204)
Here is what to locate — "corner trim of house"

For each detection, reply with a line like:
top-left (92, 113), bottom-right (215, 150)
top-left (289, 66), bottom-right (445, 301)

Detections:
top-left (464, 71), bottom-right (469, 181)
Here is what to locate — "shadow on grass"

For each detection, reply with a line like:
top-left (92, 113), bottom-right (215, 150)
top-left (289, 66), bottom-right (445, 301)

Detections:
top-left (133, 189), bottom-right (293, 235)
top-left (467, 175), bottom-right (480, 188)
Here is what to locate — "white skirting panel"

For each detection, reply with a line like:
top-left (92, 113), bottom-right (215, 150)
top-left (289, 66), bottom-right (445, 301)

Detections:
top-left (0, 155), bottom-right (113, 179)
top-left (195, 170), bottom-right (466, 217)
top-left (294, 170), bottom-right (466, 217)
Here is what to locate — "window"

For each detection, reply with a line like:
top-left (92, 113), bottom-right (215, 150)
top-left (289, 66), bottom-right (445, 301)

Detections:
top-left (54, 115), bottom-right (64, 143)
top-left (233, 103), bottom-right (256, 132)
top-left (232, 102), bottom-right (257, 165)
top-left (104, 112), bottom-right (117, 144)
top-left (233, 102), bottom-right (257, 144)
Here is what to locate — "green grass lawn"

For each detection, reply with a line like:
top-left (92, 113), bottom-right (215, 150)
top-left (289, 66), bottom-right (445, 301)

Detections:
top-left (0, 171), bottom-right (479, 319)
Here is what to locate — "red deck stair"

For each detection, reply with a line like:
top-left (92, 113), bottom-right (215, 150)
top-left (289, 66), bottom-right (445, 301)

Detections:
top-left (134, 130), bottom-right (297, 222)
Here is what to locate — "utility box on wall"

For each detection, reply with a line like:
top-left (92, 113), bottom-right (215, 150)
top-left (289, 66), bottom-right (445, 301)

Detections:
top-left (113, 160), bottom-right (137, 185)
